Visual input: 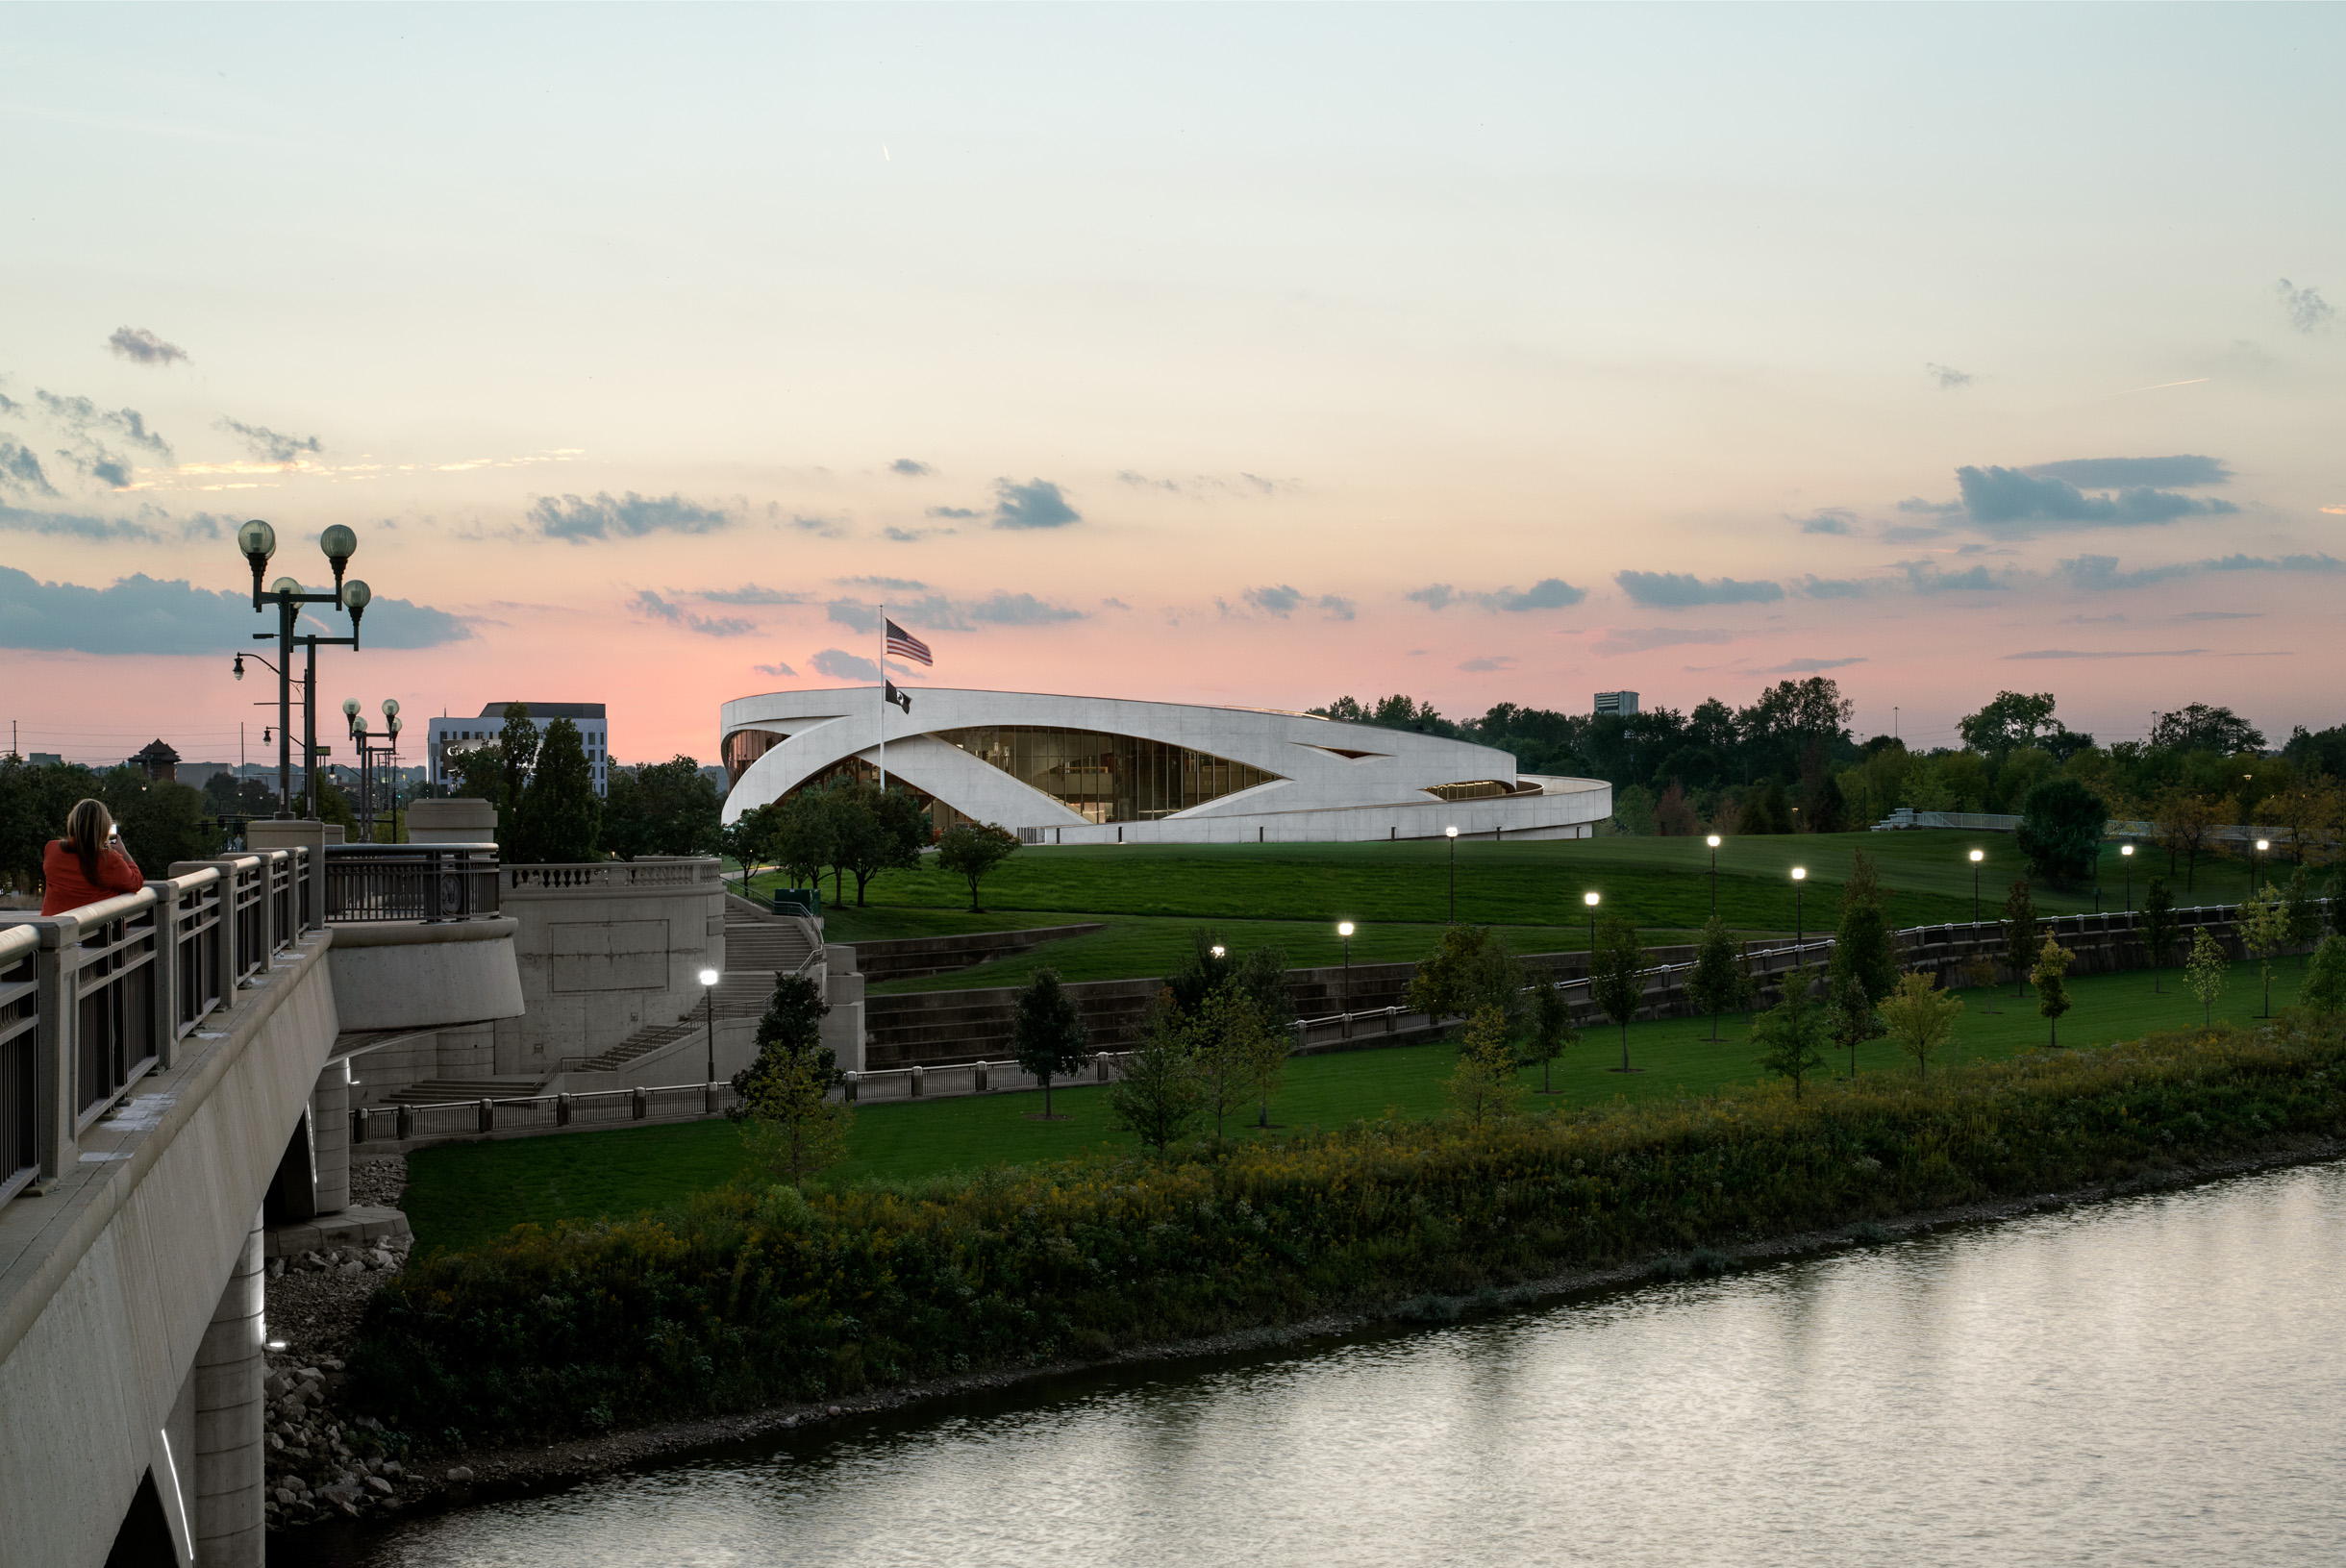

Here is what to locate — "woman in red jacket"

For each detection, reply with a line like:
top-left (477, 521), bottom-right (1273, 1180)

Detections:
top-left (42, 799), bottom-right (146, 915)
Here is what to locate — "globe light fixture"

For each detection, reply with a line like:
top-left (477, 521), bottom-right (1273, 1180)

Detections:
top-left (237, 518), bottom-right (278, 606)
top-left (319, 524), bottom-right (358, 591)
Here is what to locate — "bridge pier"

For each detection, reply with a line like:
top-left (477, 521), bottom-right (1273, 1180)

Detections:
top-left (311, 1058), bottom-right (351, 1215)
top-left (193, 1212), bottom-right (265, 1568)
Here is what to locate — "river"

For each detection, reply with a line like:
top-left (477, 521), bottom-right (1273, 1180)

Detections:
top-left (281, 1160), bottom-right (2346, 1567)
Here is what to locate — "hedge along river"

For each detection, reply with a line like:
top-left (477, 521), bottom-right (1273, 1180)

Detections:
top-left (285, 1160), bottom-right (2346, 1568)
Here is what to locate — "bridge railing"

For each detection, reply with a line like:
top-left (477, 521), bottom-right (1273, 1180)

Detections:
top-left (0, 848), bottom-right (323, 1208)
top-left (322, 843), bottom-right (502, 923)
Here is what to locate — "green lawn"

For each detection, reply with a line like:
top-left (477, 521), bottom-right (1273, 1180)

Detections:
top-left (403, 956), bottom-right (2309, 1255)
top-left (754, 829), bottom-right (2235, 991)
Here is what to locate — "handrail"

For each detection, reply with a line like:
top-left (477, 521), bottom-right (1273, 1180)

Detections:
top-left (322, 844), bottom-right (501, 923)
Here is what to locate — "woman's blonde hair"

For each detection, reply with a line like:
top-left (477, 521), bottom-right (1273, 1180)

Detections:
top-left (64, 798), bottom-right (115, 881)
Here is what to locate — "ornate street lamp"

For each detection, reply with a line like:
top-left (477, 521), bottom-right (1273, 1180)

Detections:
top-left (237, 519), bottom-right (372, 818)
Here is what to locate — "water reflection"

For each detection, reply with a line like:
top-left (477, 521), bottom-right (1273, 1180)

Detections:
top-left (284, 1162), bottom-right (2346, 1567)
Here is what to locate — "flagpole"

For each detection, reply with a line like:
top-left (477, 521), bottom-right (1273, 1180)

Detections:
top-left (877, 603), bottom-right (886, 794)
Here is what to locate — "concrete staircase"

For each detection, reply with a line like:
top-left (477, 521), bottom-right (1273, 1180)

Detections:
top-left (565, 903), bottom-right (816, 1075)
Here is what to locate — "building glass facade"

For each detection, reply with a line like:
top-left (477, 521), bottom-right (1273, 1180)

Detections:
top-left (932, 726), bottom-right (1282, 824)
top-left (722, 729), bottom-right (789, 787)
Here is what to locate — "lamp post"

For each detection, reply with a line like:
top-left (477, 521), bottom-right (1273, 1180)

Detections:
top-left (699, 967), bottom-right (720, 1083)
top-left (1336, 921), bottom-right (1355, 1016)
top-left (1791, 866), bottom-right (1807, 952)
top-left (2121, 842), bottom-right (2134, 913)
top-left (1706, 834), bottom-right (1722, 916)
top-left (236, 519), bottom-right (370, 818)
top-left (1584, 890), bottom-right (1600, 961)
top-left (1445, 825), bottom-right (1459, 923)
top-left (235, 647), bottom-right (326, 813)
top-left (1969, 848), bottom-right (1984, 925)
top-left (2253, 838), bottom-right (2269, 901)
top-left (343, 700), bottom-right (404, 842)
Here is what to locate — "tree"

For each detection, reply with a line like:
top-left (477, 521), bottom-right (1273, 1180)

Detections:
top-left (1445, 1007), bottom-right (1524, 1133)
top-left (1685, 915), bottom-right (1746, 1042)
top-left (770, 793), bottom-right (836, 892)
top-left (1011, 968), bottom-right (1088, 1119)
top-left (1826, 974), bottom-right (1876, 1077)
top-left (824, 784), bottom-right (922, 906)
top-left (728, 973), bottom-right (847, 1189)
top-left (98, 771), bottom-right (219, 877)
top-left (1586, 914), bottom-right (1648, 1072)
top-left (602, 756), bottom-right (723, 860)
top-left (1879, 970), bottom-right (1962, 1081)
top-left (1735, 779), bottom-right (1793, 835)
top-left (1959, 691), bottom-right (2059, 756)
top-left (1830, 852), bottom-right (1900, 1013)
top-left (2000, 880), bottom-right (2037, 999)
top-left (2140, 877), bottom-right (2180, 993)
top-left (2184, 927), bottom-right (2229, 1028)
top-left (490, 702), bottom-right (540, 848)
top-left (2237, 881), bottom-right (2290, 1019)
top-left (1186, 984), bottom-right (1273, 1141)
top-left (1519, 980), bottom-right (1577, 1093)
top-left (1166, 929), bottom-right (1238, 1015)
top-left (2301, 933), bottom-right (2346, 1016)
top-left (1961, 950), bottom-right (1999, 1009)
top-left (2151, 703), bottom-right (2264, 756)
top-left (2016, 776), bottom-right (2109, 885)
top-left (1804, 769), bottom-right (1849, 834)
top-left (1105, 989), bottom-right (1203, 1153)
top-left (2267, 780), bottom-right (2340, 869)
top-left (2152, 787), bottom-right (2223, 894)
top-left (1231, 943), bottom-right (1295, 1125)
top-left (1753, 963), bottom-right (1828, 1099)
top-left (512, 717), bottom-right (602, 863)
top-left (936, 821), bottom-right (1019, 912)
top-left (1404, 924), bottom-right (1524, 1032)
top-left (2282, 865), bottom-right (2322, 963)
top-left (2031, 935), bottom-right (2074, 1047)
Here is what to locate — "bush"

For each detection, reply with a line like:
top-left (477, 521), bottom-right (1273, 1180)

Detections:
top-left (347, 1019), bottom-right (2346, 1451)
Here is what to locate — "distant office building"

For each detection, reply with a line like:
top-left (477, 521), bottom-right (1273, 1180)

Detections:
top-left (428, 703), bottom-right (611, 796)
top-left (28, 753), bottom-right (62, 767)
top-left (1594, 691), bottom-right (1639, 718)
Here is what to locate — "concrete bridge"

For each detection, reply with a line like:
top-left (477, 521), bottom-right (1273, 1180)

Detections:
top-left (0, 833), bottom-right (521, 1567)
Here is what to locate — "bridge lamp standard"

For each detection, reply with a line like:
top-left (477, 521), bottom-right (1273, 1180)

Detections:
top-left (699, 967), bottom-right (721, 1085)
top-left (1445, 825), bottom-right (1459, 924)
top-left (1336, 922), bottom-right (1355, 1015)
top-left (237, 518), bottom-right (372, 819)
top-left (1790, 866), bottom-right (1808, 951)
top-left (1706, 834), bottom-right (1723, 916)
top-left (1969, 848), bottom-right (1984, 925)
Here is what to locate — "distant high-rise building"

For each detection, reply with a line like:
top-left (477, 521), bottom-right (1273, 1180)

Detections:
top-left (1594, 691), bottom-right (1639, 718)
top-left (428, 703), bottom-right (611, 796)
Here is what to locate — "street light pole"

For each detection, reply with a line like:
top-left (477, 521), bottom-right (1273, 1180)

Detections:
top-left (2253, 838), bottom-right (2269, 901)
top-left (1584, 890), bottom-right (1600, 962)
top-left (2122, 842), bottom-right (2134, 914)
top-left (1791, 866), bottom-right (1807, 952)
top-left (237, 519), bottom-right (369, 819)
top-left (1706, 834), bottom-right (1721, 916)
top-left (699, 966), bottom-right (720, 1084)
top-left (1969, 848), bottom-right (1984, 925)
top-left (1337, 921), bottom-right (1354, 1016)
top-left (1444, 825), bottom-right (1460, 923)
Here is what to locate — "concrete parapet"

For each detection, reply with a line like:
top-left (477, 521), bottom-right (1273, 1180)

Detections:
top-left (404, 799), bottom-right (497, 844)
top-left (325, 918), bottom-right (524, 1033)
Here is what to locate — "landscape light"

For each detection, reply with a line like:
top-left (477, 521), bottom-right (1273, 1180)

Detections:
top-left (1585, 892), bottom-right (1600, 907)
top-left (1445, 826), bottom-right (1458, 838)
top-left (2121, 844), bottom-right (2134, 857)
top-left (698, 968), bottom-right (720, 986)
top-left (1790, 867), bottom-right (1806, 881)
top-left (1706, 834), bottom-right (1721, 849)
top-left (1336, 922), bottom-right (1354, 937)
top-left (2257, 839), bottom-right (2269, 853)
top-left (1791, 866), bottom-right (1808, 949)
top-left (1969, 849), bottom-right (1984, 863)
top-left (1210, 945), bottom-right (1226, 958)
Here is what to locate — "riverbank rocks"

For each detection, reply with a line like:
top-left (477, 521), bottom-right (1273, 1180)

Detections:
top-left (260, 1157), bottom-right (421, 1535)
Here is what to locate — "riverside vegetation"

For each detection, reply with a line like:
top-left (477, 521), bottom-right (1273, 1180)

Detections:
top-left (349, 1010), bottom-right (2346, 1453)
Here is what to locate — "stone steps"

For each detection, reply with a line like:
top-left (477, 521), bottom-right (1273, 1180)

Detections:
top-left (382, 1077), bottom-right (546, 1106)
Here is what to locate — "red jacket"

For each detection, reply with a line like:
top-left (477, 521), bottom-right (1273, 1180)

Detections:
top-left (41, 840), bottom-right (146, 916)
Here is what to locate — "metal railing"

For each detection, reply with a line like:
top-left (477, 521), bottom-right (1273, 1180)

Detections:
top-left (0, 848), bottom-right (316, 1208)
top-left (322, 843), bottom-right (501, 923)
top-left (0, 926), bottom-right (38, 1207)
top-left (352, 1079), bottom-right (738, 1145)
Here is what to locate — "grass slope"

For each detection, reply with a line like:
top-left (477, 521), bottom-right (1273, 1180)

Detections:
top-left (757, 830), bottom-right (2232, 989)
top-left (404, 958), bottom-right (2306, 1254)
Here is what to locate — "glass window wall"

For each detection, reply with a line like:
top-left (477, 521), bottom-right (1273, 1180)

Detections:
top-left (932, 726), bottom-right (1282, 823)
top-left (722, 729), bottom-right (789, 787)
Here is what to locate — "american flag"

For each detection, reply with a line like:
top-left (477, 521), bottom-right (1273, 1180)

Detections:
top-left (885, 617), bottom-right (933, 666)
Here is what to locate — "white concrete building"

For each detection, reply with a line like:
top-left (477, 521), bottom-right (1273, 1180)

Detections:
top-left (719, 686), bottom-right (1610, 844)
top-left (427, 702), bottom-right (611, 796)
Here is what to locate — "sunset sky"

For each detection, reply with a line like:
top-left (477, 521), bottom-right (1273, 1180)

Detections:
top-left (4, 6), bottom-right (2341, 770)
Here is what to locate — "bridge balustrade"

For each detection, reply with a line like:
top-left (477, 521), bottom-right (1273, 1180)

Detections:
top-left (322, 843), bottom-right (501, 923)
top-left (0, 927), bottom-right (37, 1207)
